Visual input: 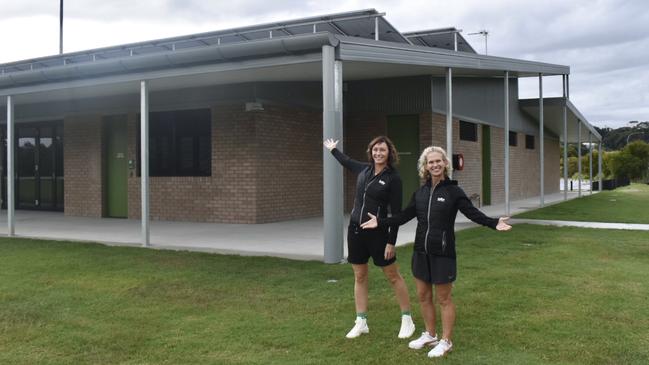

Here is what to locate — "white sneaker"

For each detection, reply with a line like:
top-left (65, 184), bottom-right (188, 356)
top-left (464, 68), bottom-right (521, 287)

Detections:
top-left (408, 331), bottom-right (439, 349)
top-left (427, 338), bottom-right (453, 357)
top-left (397, 315), bottom-right (416, 338)
top-left (345, 318), bottom-right (369, 338)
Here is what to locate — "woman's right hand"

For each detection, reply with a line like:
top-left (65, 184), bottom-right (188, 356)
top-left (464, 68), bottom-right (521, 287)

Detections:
top-left (360, 213), bottom-right (378, 229)
top-left (323, 138), bottom-right (338, 151)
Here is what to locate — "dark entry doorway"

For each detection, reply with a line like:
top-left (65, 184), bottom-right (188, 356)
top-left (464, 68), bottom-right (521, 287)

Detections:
top-left (1, 121), bottom-right (64, 211)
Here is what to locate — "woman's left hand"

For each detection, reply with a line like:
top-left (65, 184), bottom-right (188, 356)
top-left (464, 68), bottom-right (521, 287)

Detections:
top-left (496, 217), bottom-right (512, 231)
top-left (384, 243), bottom-right (395, 260)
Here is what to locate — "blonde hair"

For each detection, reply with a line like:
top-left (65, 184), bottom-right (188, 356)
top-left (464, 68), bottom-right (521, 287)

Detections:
top-left (417, 146), bottom-right (452, 180)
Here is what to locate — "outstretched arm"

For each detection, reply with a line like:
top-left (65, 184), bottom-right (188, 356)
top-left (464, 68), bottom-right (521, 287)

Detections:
top-left (323, 138), bottom-right (367, 173)
top-left (457, 193), bottom-right (511, 231)
top-left (361, 192), bottom-right (417, 229)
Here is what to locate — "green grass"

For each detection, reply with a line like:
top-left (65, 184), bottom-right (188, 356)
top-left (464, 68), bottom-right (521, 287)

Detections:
top-left (516, 183), bottom-right (649, 223)
top-left (1, 226), bottom-right (648, 364)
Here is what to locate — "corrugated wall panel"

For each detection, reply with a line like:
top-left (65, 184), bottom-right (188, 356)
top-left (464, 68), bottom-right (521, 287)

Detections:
top-left (346, 76), bottom-right (431, 114)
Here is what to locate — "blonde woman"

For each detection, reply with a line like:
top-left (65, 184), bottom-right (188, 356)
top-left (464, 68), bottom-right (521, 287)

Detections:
top-left (361, 146), bottom-right (511, 358)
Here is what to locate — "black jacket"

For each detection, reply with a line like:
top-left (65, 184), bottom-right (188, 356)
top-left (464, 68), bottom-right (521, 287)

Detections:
top-left (378, 178), bottom-right (498, 258)
top-left (331, 148), bottom-right (402, 244)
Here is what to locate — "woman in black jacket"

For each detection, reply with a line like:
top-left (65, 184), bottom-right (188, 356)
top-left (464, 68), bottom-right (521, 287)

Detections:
top-left (324, 136), bottom-right (415, 340)
top-left (361, 146), bottom-right (511, 358)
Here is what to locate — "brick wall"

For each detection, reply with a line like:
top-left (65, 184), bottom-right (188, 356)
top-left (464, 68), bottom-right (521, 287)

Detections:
top-left (127, 104), bottom-right (258, 223)
top-left (62, 104), bottom-right (561, 222)
top-left (490, 126), bottom-right (506, 204)
top-left (126, 103), bottom-right (321, 223)
top-left (254, 104), bottom-right (322, 222)
top-left (63, 115), bottom-right (103, 217)
top-left (452, 120), bottom-right (482, 200)
top-left (489, 129), bottom-right (560, 204)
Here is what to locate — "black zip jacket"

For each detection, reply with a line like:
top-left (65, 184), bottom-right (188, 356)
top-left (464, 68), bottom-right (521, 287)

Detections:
top-left (331, 148), bottom-right (402, 244)
top-left (378, 178), bottom-right (498, 258)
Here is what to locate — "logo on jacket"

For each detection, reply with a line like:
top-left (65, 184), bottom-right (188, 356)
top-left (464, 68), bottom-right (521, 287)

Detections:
top-left (437, 197), bottom-right (446, 202)
top-left (379, 179), bottom-right (386, 185)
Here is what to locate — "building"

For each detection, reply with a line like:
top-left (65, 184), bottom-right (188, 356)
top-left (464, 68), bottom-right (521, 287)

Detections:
top-left (0, 9), bottom-right (602, 262)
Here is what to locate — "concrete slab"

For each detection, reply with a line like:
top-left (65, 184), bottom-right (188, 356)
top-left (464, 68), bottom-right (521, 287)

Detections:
top-left (0, 191), bottom-right (584, 261)
top-left (511, 218), bottom-right (649, 231)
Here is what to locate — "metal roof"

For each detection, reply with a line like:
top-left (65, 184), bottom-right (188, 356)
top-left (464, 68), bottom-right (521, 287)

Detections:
top-left (336, 36), bottom-right (569, 77)
top-left (403, 28), bottom-right (477, 53)
top-left (0, 9), bottom-right (571, 98)
top-left (519, 98), bottom-right (601, 142)
top-left (0, 8), bottom-right (409, 76)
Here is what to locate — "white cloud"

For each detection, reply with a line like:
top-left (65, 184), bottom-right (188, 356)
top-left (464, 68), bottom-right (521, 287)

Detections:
top-left (1, 0), bottom-right (647, 127)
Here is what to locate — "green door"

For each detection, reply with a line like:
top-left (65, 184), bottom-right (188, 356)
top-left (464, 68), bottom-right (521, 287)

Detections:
top-left (387, 115), bottom-right (420, 206)
top-left (481, 125), bottom-right (491, 206)
top-left (105, 117), bottom-right (128, 218)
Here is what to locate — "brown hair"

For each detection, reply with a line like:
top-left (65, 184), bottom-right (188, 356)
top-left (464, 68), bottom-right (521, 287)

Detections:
top-left (366, 136), bottom-right (399, 166)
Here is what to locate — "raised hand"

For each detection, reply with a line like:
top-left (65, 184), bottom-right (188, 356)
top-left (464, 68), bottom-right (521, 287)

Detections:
top-left (360, 212), bottom-right (378, 229)
top-left (496, 217), bottom-right (512, 231)
top-left (323, 138), bottom-right (339, 151)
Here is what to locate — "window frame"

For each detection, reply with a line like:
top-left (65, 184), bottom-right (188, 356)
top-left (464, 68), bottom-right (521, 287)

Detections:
top-left (525, 134), bottom-right (535, 150)
top-left (459, 120), bottom-right (478, 142)
top-left (137, 108), bottom-right (212, 177)
top-left (508, 131), bottom-right (518, 147)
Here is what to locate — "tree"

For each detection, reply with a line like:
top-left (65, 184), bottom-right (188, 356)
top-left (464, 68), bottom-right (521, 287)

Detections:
top-left (609, 141), bottom-right (649, 181)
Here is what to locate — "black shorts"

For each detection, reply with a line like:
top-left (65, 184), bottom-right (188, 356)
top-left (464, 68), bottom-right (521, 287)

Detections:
top-left (412, 251), bottom-right (456, 284)
top-left (347, 223), bottom-right (396, 267)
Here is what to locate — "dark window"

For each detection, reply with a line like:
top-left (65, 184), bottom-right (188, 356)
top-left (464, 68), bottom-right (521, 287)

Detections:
top-left (525, 134), bottom-right (535, 149)
top-left (137, 109), bottom-right (211, 176)
top-left (509, 131), bottom-right (518, 146)
top-left (459, 121), bottom-right (478, 142)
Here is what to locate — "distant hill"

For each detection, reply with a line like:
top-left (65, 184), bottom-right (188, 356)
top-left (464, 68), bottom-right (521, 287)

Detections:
top-left (595, 122), bottom-right (649, 150)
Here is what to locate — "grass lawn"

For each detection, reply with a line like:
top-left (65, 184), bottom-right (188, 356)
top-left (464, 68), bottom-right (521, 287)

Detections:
top-left (516, 183), bottom-right (649, 223)
top-left (1, 225), bottom-right (648, 364)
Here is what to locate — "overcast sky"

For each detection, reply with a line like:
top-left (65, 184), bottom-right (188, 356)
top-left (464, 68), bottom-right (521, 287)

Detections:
top-left (1, 0), bottom-right (647, 128)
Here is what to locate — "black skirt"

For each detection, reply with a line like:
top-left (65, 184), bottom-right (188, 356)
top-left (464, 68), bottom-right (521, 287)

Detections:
top-left (411, 251), bottom-right (457, 284)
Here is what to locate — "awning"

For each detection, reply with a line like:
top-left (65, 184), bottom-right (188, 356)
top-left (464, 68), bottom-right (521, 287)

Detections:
top-left (520, 97), bottom-right (601, 143)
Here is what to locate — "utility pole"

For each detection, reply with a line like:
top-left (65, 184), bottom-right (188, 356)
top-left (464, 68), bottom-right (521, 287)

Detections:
top-left (59, 0), bottom-right (64, 54)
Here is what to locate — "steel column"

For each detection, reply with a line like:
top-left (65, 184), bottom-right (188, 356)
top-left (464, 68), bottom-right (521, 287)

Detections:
top-left (562, 75), bottom-right (568, 200)
top-left (589, 132), bottom-right (593, 194)
top-left (539, 74), bottom-right (544, 207)
top-left (374, 17), bottom-right (379, 41)
top-left (322, 45), bottom-right (344, 264)
top-left (445, 67), bottom-right (453, 177)
top-left (59, 0), bottom-right (64, 54)
top-left (140, 81), bottom-right (150, 246)
top-left (598, 142), bottom-right (603, 192)
top-left (6, 96), bottom-right (15, 236)
top-left (504, 71), bottom-right (510, 216)
top-left (577, 120), bottom-right (582, 197)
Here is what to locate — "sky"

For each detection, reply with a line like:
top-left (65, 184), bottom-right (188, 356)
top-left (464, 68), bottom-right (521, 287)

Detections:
top-left (1, 0), bottom-right (647, 128)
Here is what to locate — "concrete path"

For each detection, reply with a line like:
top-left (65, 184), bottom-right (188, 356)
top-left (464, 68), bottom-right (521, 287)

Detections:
top-left (511, 218), bottom-right (649, 231)
top-left (1, 190), bottom-right (620, 261)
